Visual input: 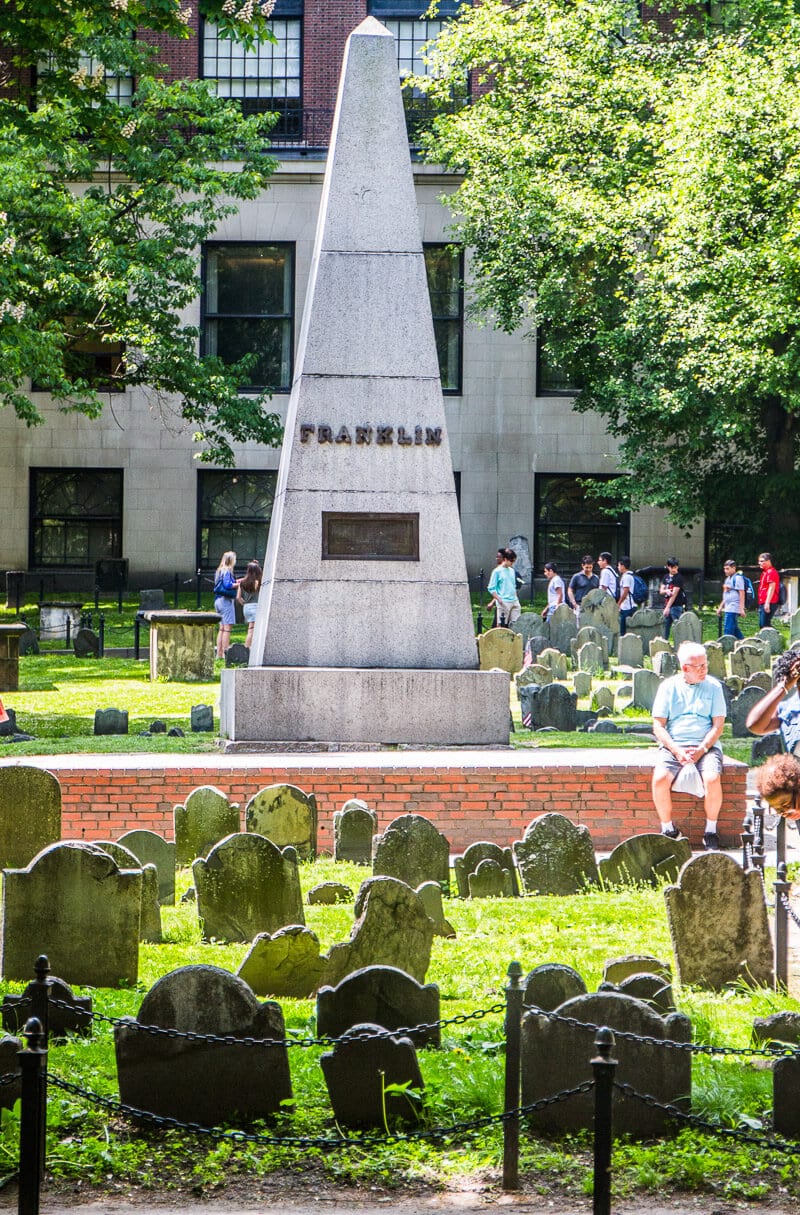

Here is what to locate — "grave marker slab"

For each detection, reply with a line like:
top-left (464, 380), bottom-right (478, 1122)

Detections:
top-left (453, 841), bottom-right (518, 899)
top-left (334, 800), bottom-right (377, 864)
top-left (118, 830), bottom-right (176, 905)
top-left (317, 964), bottom-right (440, 1047)
top-left (598, 834), bottom-right (691, 888)
top-left (321, 1023), bottom-right (424, 1129)
top-left (238, 926), bottom-right (326, 997)
top-left (372, 814), bottom-right (450, 894)
top-left (513, 813), bottom-right (599, 896)
top-left (192, 832), bottom-right (305, 942)
top-left (174, 785), bottom-right (240, 866)
top-left (0, 766), bottom-right (61, 868)
top-left (324, 876), bottom-right (434, 986)
top-left (477, 628), bottom-right (522, 673)
top-left (523, 963), bottom-right (586, 1012)
top-left (245, 784), bottom-right (318, 860)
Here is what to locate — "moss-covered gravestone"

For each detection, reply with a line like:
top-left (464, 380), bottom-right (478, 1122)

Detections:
top-left (372, 814), bottom-right (450, 894)
top-left (0, 766), bottom-right (61, 868)
top-left (513, 813), bottom-right (599, 896)
top-left (245, 784), bottom-right (317, 860)
top-left (174, 785), bottom-right (239, 866)
top-left (192, 832), bottom-right (304, 943)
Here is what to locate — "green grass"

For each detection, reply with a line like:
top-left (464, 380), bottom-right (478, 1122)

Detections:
top-left (1, 865), bottom-right (799, 1203)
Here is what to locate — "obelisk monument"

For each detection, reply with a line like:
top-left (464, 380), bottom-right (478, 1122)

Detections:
top-left (220, 17), bottom-right (509, 745)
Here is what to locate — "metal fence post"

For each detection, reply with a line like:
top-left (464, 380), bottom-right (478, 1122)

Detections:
top-left (592, 1027), bottom-right (617, 1215)
top-left (751, 795), bottom-right (765, 874)
top-left (741, 816), bottom-right (754, 871)
top-left (774, 862), bottom-right (791, 993)
top-left (502, 960), bottom-right (523, 1191)
top-left (98, 614), bottom-right (105, 658)
top-left (777, 815), bottom-right (787, 872)
top-left (64, 616), bottom-right (70, 649)
top-left (17, 1017), bottom-right (47, 1215)
top-left (195, 569), bottom-right (202, 610)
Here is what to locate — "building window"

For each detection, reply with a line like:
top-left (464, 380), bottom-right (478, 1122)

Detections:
top-left (37, 52), bottom-right (134, 106)
top-left (202, 243), bottom-right (294, 392)
top-left (201, 17), bottom-right (301, 135)
top-left (30, 469), bottom-right (123, 568)
top-left (536, 325), bottom-right (582, 396)
top-left (534, 474), bottom-right (629, 572)
top-left (424, 244), bottom-right (463, 393)
top-left (197, 470), bottom-right (277, 569)
top-left (31, 318), bottom-right (125, 394)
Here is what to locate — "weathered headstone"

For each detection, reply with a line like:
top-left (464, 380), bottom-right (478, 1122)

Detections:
top-left (704, 641), bottom-right (727, 681)
top-left (73, 628), bottom-right (100, 658)
top-left (477, 627), bottom-right (523, 673)
top-left (791, 609), bottom-right (800, 644)
top-left (538, 647), bottom-right (568, 679)
top-left (578, 587), bottom-right (619, 655)
top-left (572, 670), bottom-right (592, 699)
top-left (317, 964), bottom-right (440, 1047)
top-left (513, 813), bottom-right (599, 895)
top-left (523, 963), bottom-right (586, 1012)
top-left (664, 853), bottom-right (774, 989)
top-left (238, 926), bottom-right (326, 998)
top-left (518, 683), bottom-right (578, 733)
top-left (0, 1037), bottom-right (21, 1110)
top-left (190, 704), bottom-right (214, 733)
top-left (372, 814), bottom-right (450, 894)
top-left (174, 785), bottom-right (240, 866)
top-left (92, 840), bottom-right (162, 943)
top-left (224, 642), bottom-right (250, 667)
top-left (508, 535), bottom-right (533, 585)
top-left (415, 881), bottom-right (455, 937)
top-left (453, 841), bottom-right (519, 898)
top-left (0, 766), bottom-right (61, 868)
top-left (467, 858), bottom-right (513, 899)
top-left (2, 974), bottom-right (92, 1039)
top-left (730, 639), bottom-right (770, 679)
top-left (773, 1056), bottom-right (800, 1138)
top-left (17, 625), bottom-right (39, 657)
top-left (522, 992), bottom-right (691, 1136)
top-left (725, 674), bottom-right (743, 697)
top-left (591, 686), bottom-right (615, 713)
top-left (548, 603), bottom-right (578, 656)
top-left (743, 672), bottom-right (772, 694)
top-left (616, 973), bottom-right (675, 1015)
top-left (118, 829), bottom-right (176, 905)
top-left (577, 641), bottom-right (603, 674)
top-left (245, 784), bottom-right (318, 860)
top-left (649, 638), bottom-right (671, 659)
top-left (617, 633), bottom-right (643, 669)
top-left (1, 842), bottom-right (140, 986)
top-left (719, 632), bottom-right (736, 654)
top-left (752, 1012), bottom-right (800, 1048)
top-left (94, 708), bottom-right (128, 735)
top-left (671, 611), bottom-right (702, 646)
top-left (324, 876), bottom-right (434, 986)
top-left (652, 650), bottom-right (680, 678)
top-left (758, 626), bottom-right (783, 655)
top-left (114, 965), bottom-right (292, 1124)
top-left (627, 607), bottom-right (662, 651)
top-left (603, 955), bottom-right (671, 985)
top-left (574, 625), bottom-right (607, 661)
top-left (598, 834), bottom-right (691, 888)
top-left (751, 733), bottom-right (783, 764)
top-left (320, 1023), bottom-right (424, 1128)
top-left (511, 614), bottom-right (549, 645)
top-left (192, 832), bottom-right (305, 942)
top-left (730, 686), bottom-right (765, 737)
top-left (333, 800), bottom-right (377, 864)
top-left (139, 589), bottom-right (166, 612)
top-left (631, 668), bottom-right (662, 712)
top-left (515, 663), bottom-right (552, 688)
top-left (308, 882), bottom-right (353, 905)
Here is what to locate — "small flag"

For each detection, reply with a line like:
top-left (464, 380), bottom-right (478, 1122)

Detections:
top-left (522, 638), bottom-right (533, 670)
top-left (522, 711), bottom-right (532, 729)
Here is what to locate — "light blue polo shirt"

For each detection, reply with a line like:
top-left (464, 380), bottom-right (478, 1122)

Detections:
top-left (652, 674), bottom-right (727, 746)
top-left (488, 565), bottom-right (518, 604)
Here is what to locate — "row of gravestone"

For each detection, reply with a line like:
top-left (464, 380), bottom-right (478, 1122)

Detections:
top-left (94, 707), bottom-right (214, 735)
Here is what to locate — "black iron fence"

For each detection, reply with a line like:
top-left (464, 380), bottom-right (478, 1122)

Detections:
top-left (5, 956), bottom-right (800, 1215)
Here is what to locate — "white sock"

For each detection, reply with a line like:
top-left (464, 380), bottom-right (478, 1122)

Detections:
top-left (705, 820), bottom-right (718, 834)
top-left (661, 822), bottom-right (675, 834)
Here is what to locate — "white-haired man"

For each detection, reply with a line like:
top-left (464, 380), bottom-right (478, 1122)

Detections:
top-left (651, 641), bottom-right (726, 850)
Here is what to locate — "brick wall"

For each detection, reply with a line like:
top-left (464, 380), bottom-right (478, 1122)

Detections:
top-left (28, 754), bottom-right (750, 853)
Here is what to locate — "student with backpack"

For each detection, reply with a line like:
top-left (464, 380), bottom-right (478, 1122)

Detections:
top-left (597, 552), bottom-right (619, 598)
top-left (617, 555), bottom-right (637, 635)
top-left (757, 552), bottom-right (782, 629)
top-left (716, 559), bottom-right (745, 640)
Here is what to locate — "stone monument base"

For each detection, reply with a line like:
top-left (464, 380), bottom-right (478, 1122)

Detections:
top-left (219, 667), bottom-right (510, 746)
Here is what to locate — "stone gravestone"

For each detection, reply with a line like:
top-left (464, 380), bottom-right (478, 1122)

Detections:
top-left (245, 784), bottom-right (318, 860)
top-left (174, 785), bottom-right (240, 866)
top-left (744, 672), bottom-right (772, 694)
top-left (573, 625), bottom-right (607, 664)
top-left (547, 603), bottom-right (578, 656)
top-left (372, 814), bottom-right (450, 894)
top-left (238, 925), bottom-right (327, 998)
top-left (704, 641), bottom-right (727, 681)
top-left (572, 670), bottom-right (592, 699)
top-left (513, 813), bottom-right (599, 895)
top-left (139, 589), bottom-right (166, 612)
top-left (522, 991), bottom-right (691, 1136)
top-left (192, 833), bottom-right (304, 943)
top-left (309, 882), bottom-right (353, 905)
top-left (615, 974), bottom-right (675, 1015)
top-left (591, 686), bottom-right (615, 713)
top-left (2, 974), bottom-right (92, 1039)
top-left (603, 955), bottom-right (671, 985)
top-left (115, 965), bottom-right (292, 1124)
top-left (751, 733), bottom-right (783, 764)
top-left (523, 963), bottom-right (586, 1012)
top-left (508, 535), bottom-right (533, 585)
top-left (0, 1037), bottom-right (21, 1111)
top-left (415, 881), bottom-right (455, 937)
top-left (92, 840), bottom-right (162, 943)
top-left (626, 607), bottom-right (662, 651)
top-left (324, 876), bottom-right (434, 986)
top-left (730, 640), bottom-right (770, 679)
top-left (317, 964), bottom-right (440, 1047)
top-left (17, 625), bottom-right (39, 657)
top-left (468, 859), bottom-right (512, 898)
top-left (758, 626), bottom-right (783, 655)
top-left (538, 647), bottom-right (568, 679)
top-left (219, 18), bottom-right (508, 747)
top-left (671, 611), bottom-right (702, 646)
top-left (0, 766), bottom-right (61, 868)
top-left (752, 1012), bottom-right (800, 1048)
top-left (577, 641), bottom-right (603, 675)
top-left (617, 633), bottom-right (643, 669)
top-left (774, 1056), bottom-right (800, 1138)
top-left (334, 800), bottom-right (378, 864)
top-left (664, 853), bottom-right (774, 989)
top-left (649, 638), bottom-right (671, 659)
top-left (598, 834), bottom-right (691, 888)
top-left (652, 650), bottom-right (680, 678)
top-left (190, 704), bottom-right (214, 733)
top-left (578, 587), bottom-right (619, 656)
top-left (94, 708), bottom-right (128, 736)
top-left (518, 683), bottom-right (578, 733)
top-left (730, 687), bottom-right (765, 738)
top-left (515, 663), bottom-right (551, 688)
top-left (320, 1023), bottom-right (424, 1129)
top-left (73, 628), bottom-right (100, 657)
top-left (224, 642), bottom-right (250, 667)
top-left (1, 842), bottom-right (141, 986)
top-left (118, 829), bottom-right (176, 905)
top-left (512, 614), bottom-right (549, 646)
top-left (476, 628), bottom-right (523, 673)
top-left (791, 609), bottom-right (800, 644)
top-left (453, 841), bottom-right (519, 898)
top-left (631, 668), bottom-right (662, 712)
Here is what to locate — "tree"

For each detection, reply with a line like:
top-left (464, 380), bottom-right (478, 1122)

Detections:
top-left (0, 0), bottom-right (283, 464)
top-left (421, 0), bottom-right (800, 557)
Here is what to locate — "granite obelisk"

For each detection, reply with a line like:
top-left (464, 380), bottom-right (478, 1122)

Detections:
top-left (219, 17), bottom-right (509, 745)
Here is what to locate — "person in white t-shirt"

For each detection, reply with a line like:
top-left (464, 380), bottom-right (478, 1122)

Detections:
top-left (617, 555), bottom-right (636, 636)
top-left (597, 552), bottom-right (618, 598)
top-left (715, 558), bottom-right (745, 640)
top-left (541, 561), bottom-right (565, 620)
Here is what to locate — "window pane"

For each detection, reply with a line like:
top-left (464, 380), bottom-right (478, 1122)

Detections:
top-left (204, 243), bottom-right (294, 390)
top-left (198, 471), bottom-right (277, 568)
top-left (202, 19), bottom-right (302, 108)
top-left (30, 469), bottom-right (123, 567)
top-left (424, 244), bottom-right (462, 393)
top-left (534, 475), bottom-right (629, 572)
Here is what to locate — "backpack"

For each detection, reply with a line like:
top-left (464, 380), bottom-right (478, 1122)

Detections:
top-left (213, 574), bottom-right (237, 599)
top-left (779, 578), bottom-right (787, 607)
top-left (631, 573), bottom-right (648, 606)
top-left (739, 574), bottom-right (756, 610)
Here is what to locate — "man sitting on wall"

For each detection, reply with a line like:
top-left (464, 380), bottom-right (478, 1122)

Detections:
top-left (651, 641), bottom-right (726, 851)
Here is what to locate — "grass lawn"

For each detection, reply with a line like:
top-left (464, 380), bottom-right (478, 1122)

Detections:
top-left (0, 861), bottom-right (797, 1204)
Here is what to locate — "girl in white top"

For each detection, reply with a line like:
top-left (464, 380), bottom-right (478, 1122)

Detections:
top-left (542, 562), bottom-right (565, 620)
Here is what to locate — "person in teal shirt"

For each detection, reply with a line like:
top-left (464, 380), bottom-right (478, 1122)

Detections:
top-left (486, 548), bottom-right (521, 626)
top-left (651, 641), bottom-right (727, 850)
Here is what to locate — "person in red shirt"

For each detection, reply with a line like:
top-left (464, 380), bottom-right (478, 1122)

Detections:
top-left (757, 552), bottom-right (781, 630)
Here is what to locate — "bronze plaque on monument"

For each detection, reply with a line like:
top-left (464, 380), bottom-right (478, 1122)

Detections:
top-left (322, 511), bottom-right (420, 561)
